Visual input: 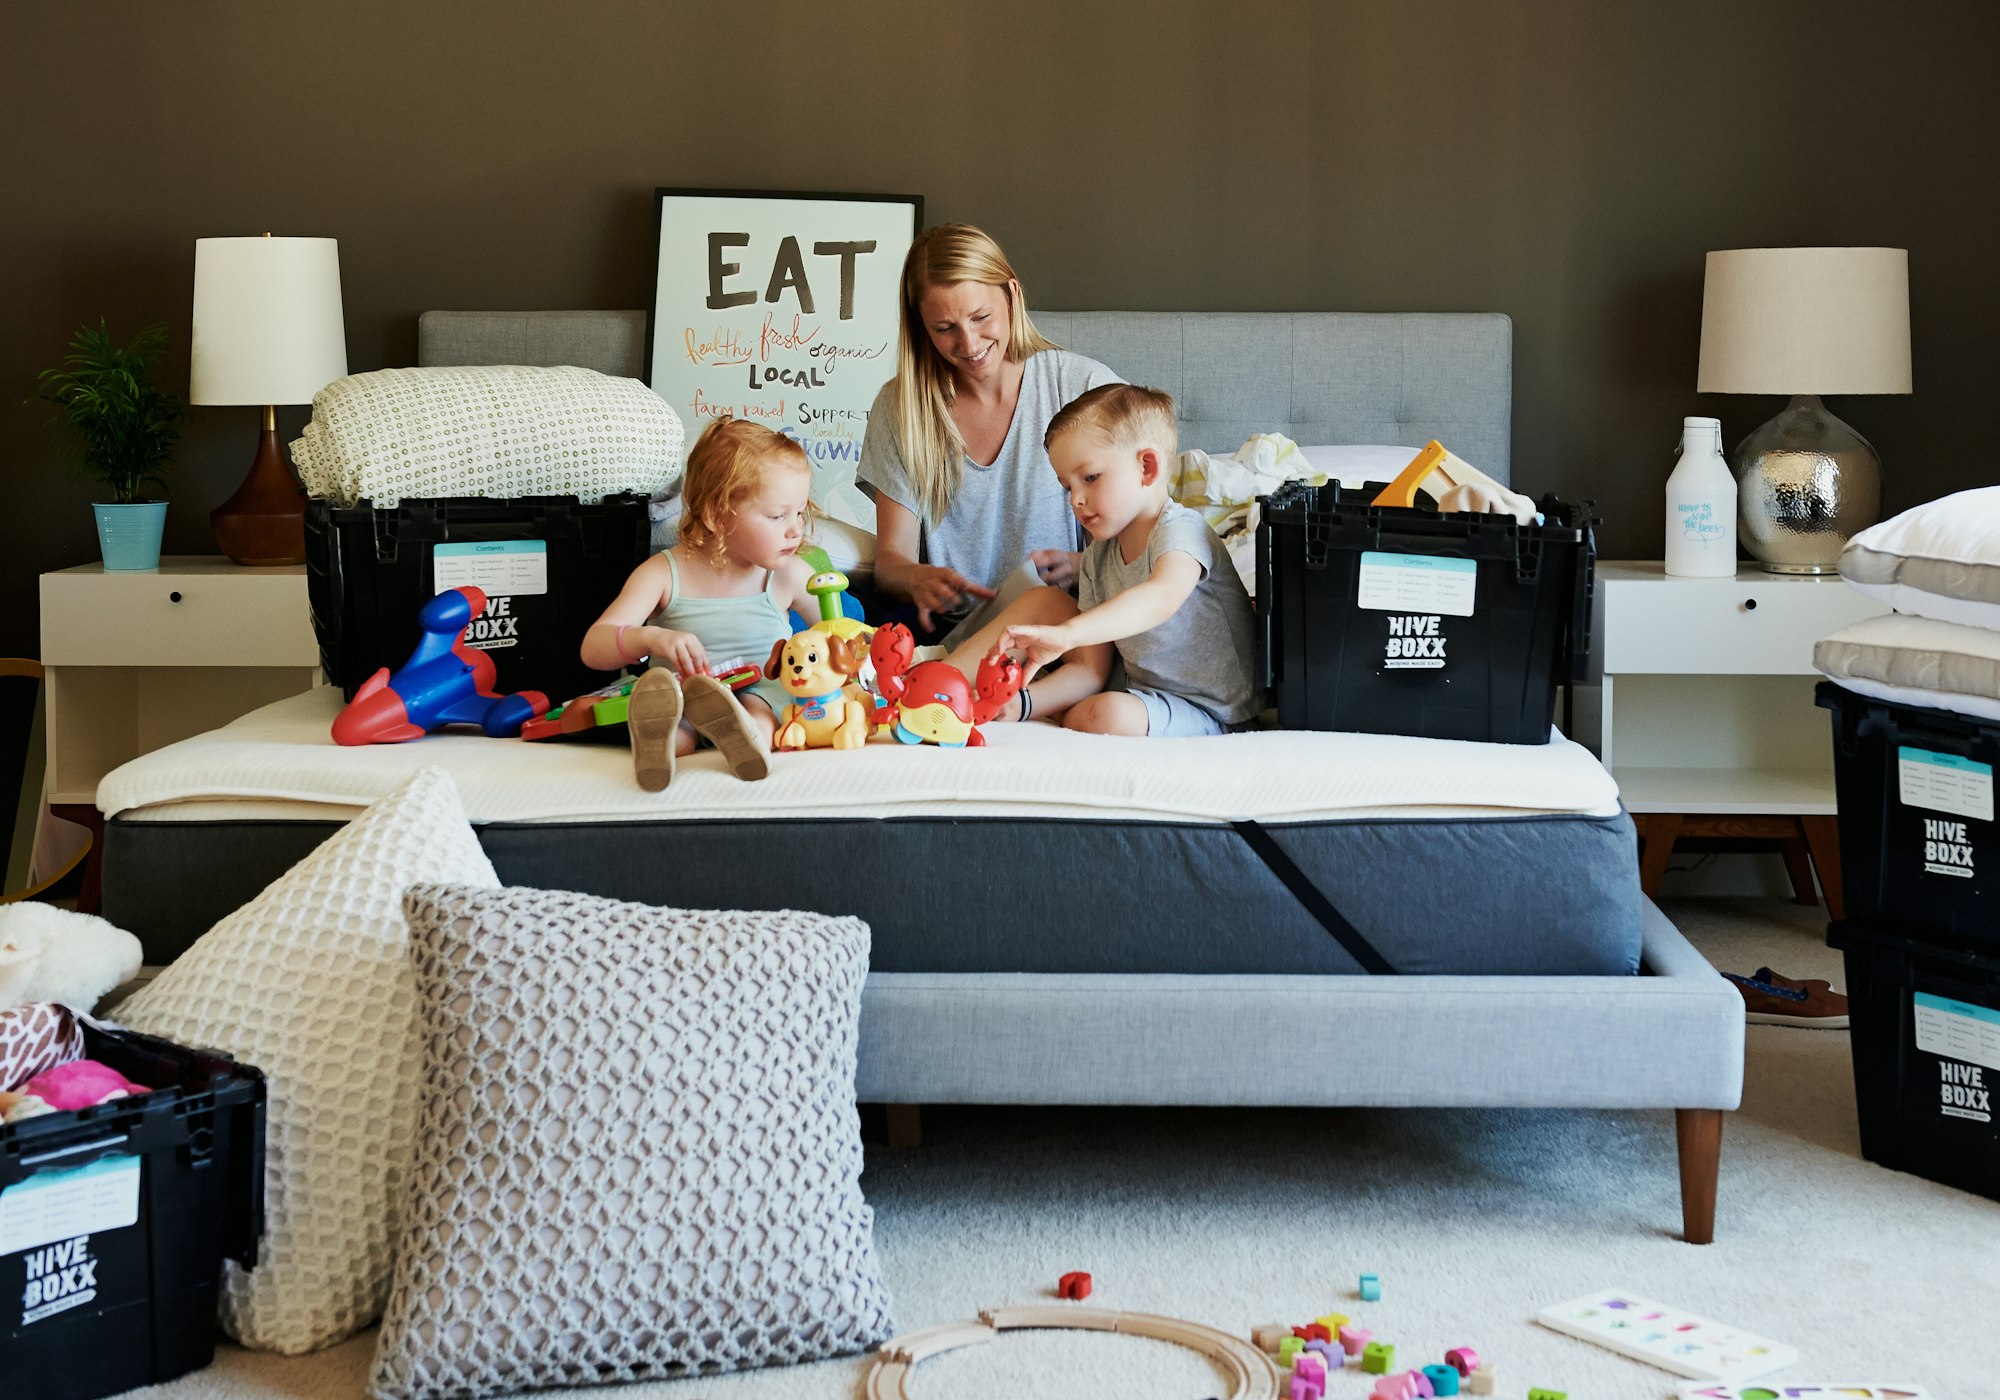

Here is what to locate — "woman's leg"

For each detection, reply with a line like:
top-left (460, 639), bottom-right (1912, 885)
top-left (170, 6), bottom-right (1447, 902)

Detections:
top-left (941, 584), bottom-right (1110, 722)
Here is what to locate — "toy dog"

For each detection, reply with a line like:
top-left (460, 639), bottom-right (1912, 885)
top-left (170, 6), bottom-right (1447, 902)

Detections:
top-left (868, 623), bottom-right (1024, 748)
top-left (764, 630), bottom-right (873, 750)
top-left (331, 586), bottom-right (549, 745)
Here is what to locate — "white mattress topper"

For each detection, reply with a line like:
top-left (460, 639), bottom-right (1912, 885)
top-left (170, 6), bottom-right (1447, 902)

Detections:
top-left (99, 687), bottom-right (1624, 826)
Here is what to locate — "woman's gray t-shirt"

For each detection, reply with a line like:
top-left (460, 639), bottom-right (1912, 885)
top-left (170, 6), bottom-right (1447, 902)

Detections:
top-left (856, 349), bottom-right (1122, 605)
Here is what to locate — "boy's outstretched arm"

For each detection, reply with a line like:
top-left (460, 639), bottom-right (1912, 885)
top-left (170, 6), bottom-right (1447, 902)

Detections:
top-left (996, 552), bottom-right (1203, 679)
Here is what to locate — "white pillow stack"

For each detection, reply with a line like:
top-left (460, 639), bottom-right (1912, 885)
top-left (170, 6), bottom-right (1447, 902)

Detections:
top-left (292, 364), bottom-right (685, 508)
top-left (1816, 486), bottom-right (2000, 721)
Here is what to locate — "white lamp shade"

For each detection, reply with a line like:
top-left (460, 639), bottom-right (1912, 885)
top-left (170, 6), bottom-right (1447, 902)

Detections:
top-left (190, 236), bottom-right (348, 405)
top-left (1697, 247), bottom-right (1911, 396)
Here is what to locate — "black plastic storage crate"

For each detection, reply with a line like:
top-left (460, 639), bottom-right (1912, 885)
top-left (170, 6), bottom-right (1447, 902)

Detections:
top-left (306, 494), bottom-right (652, 703)
top-left (1256, 481), bottom-right (1595, 744)
top-left (2, 1023), bottom-right (265, 1400)
top-left (1829, 918), bottom-right (2000, 1202)
top-left (1819, 682), bottom-right (1998, 951)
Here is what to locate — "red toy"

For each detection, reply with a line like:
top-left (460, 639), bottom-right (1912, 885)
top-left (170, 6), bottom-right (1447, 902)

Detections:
top-left (868, 623), bottom-right (1024, 748)
top-left (1057, 1271), bottom-right (1092, 1300)
top-left (332, 586), bottom-right (549, 745)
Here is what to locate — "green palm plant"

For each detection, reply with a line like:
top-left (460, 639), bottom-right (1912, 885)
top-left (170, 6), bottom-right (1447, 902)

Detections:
top-left (34, 320), bottom-right (187, 504)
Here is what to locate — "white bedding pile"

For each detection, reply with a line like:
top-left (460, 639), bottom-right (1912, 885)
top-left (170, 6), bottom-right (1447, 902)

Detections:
top-left (100, 689), bottom-right (1621, 826)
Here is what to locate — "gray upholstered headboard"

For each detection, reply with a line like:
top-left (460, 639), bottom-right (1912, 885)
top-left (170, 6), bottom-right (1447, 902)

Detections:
top-left (419, 308), bottom-right (1512, 481)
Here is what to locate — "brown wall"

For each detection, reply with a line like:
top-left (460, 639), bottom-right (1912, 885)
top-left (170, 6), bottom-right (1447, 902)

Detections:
top-left (5, 1), bottom-right (1995, 658)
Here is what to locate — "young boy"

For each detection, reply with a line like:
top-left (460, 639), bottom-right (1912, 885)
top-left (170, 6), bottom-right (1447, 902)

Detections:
top-left (992, 383), bottom-right (1262, 736)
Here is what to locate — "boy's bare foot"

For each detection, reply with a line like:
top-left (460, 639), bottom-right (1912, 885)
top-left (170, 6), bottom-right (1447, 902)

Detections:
top-left (682, 674), bottom-right (770, 781)
top-left (628, 668), bottom-right (682, 792)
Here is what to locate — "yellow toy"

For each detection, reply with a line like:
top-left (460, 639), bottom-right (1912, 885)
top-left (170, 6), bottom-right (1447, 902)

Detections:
top-left (805, 567), bottom-right (873, 643)
top-left (1373, 440), bottom-right (1538, 524)
top-left (763, 630), bottom-right (873, 750)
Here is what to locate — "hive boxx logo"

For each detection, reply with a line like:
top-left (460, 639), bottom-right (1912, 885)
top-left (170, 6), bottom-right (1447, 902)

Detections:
top-left (1922, 818), bottom-right (1975, 879)
top-left (18, 1234), bottom-right (99, 1326)
top-left (1383, 614), bottom-right (1446, 669)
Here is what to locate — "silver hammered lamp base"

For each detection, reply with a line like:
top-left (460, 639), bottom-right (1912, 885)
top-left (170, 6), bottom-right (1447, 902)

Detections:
top-left (1733, 393), bottom-right (1881, 573)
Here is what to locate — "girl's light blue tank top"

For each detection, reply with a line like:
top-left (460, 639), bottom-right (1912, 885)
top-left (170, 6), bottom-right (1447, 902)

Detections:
top-left (646, 550), bottom-right (793, 715)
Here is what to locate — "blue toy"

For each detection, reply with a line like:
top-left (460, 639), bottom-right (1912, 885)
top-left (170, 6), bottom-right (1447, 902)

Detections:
top-left (331, 586), bottom-right (549, 745)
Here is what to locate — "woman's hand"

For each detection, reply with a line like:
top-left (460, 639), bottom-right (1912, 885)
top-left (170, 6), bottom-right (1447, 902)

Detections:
top-left (647, 628), bottom-right (708, 678)
top-left (1030, 549), bottom-right (1080, 590)
top-left (909, 564), bottom-right (997, 631)
top-left (994, 622), bottom-right (1072, 682)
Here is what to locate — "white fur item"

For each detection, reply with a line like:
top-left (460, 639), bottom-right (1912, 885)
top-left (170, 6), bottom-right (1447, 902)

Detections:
top-left (0, 903), bottom-right (144, 1013)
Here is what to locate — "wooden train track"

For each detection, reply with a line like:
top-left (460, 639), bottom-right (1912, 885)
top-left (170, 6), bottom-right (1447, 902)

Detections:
top-left (864, 1305), bottom-right (1283, 1399)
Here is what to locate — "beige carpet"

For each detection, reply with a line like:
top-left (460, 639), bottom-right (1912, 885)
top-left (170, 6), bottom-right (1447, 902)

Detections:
top-left (137, 898), bottom-right (1996, 1400)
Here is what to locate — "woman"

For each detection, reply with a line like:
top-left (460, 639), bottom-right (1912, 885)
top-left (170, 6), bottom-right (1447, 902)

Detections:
top-left (857, 224), bottom-right (1123, 653)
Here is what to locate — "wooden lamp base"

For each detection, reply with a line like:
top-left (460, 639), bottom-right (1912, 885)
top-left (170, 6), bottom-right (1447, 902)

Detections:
top-left (211, 407), bottom-right (306, 566)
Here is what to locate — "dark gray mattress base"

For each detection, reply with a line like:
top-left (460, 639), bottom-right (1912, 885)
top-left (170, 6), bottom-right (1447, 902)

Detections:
top-left (103, 810), bottom-right (1642, 976)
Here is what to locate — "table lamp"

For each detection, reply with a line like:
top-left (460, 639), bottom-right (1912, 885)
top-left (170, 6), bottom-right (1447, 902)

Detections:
top-left (190, 234), bottom-right (347, 566)
top-left (1696, 246), bottom-right (1911, 574)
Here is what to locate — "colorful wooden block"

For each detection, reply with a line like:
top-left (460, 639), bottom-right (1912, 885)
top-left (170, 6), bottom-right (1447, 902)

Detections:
top-left (1467, 1364), bottom-right (1496, 1395)
top-left (1444, 1347), bottom-right (1481, 1378)
top-left (1526, 1389), bottom-right (1566, 1400)
top-left (1338, 1323), bottom-right (1372, 1356)
top-left (1294, 1354), bottom-right (1328, 1386)
top-left (1363, 1340), bottom-right (1396, 1374)
top-left (1291, 1374), bottom-right (1324, 1400)
top-left (1316, 1311), bottom-right (1351, 1335)
top-left (1294, 1322), bottom-right (1332, 1343)
top-left (1279, 1336), bottom-right (1306, 1364)
top-left (1422, 1363), bottom-right (1461, 1396)
top-left (1371, 1374), bottom-right (1420, 1400)
top-left (1411, 1368), bottom-right (1436, 1397)
top-left (1253, 1323), bottom-right (1292, 1352)
top-left (1304, 1338), bottom-right (1341, 1368)
top-left (1056, 1271), bottom-right (1092, 1300)
top-left (1358, 1271), bottom-right (1382, 1301)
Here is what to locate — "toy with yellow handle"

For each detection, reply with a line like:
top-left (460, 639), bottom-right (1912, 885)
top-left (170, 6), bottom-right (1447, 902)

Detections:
top-left (1372, 440), bottom-right (1539, 524)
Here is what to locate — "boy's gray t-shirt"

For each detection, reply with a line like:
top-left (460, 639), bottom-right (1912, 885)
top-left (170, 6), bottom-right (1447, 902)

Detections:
top-left (1077, 499), bottom-right (1262, 724)
top-left (856, 349), bottom-right (1122, 613)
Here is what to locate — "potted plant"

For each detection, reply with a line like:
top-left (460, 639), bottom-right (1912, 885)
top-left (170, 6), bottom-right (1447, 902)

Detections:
top-left (34, 320), bottom-right (186, 570)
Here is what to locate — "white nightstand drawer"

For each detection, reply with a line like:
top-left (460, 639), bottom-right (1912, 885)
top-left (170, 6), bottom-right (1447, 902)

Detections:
top-left (41, 558), bottom-right (319, 668)
top-left (1601, 565), bottom-right (1888, 675)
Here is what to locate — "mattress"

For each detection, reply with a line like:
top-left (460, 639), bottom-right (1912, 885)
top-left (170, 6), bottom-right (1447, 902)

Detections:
top-left (99, 689), bottom-right (1642, 976)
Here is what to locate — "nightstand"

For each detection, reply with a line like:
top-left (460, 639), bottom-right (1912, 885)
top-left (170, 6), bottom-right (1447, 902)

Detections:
top-left (1597, 561), bottom-right (1890, 912)
top-left (40, 556), bottom-right (321, 907)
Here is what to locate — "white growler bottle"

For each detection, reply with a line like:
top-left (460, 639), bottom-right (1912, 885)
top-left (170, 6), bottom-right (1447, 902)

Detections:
top-left (1664, 416), bottom-right (1738, 577)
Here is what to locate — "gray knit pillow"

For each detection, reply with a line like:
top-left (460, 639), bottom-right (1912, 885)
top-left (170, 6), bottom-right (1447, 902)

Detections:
top-left (369, 885), bottom-right (894, 1400)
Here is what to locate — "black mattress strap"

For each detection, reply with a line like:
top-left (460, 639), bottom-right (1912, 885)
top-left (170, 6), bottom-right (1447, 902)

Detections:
top-left (1231, 819), bottom-right (1398, 975)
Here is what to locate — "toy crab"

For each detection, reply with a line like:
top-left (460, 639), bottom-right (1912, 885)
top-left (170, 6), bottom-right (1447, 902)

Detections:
top-left (868, 623), bottom-right (1024, 748)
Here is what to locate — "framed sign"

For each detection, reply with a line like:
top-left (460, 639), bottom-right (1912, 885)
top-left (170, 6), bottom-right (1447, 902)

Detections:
top-left (646, 187), bottom-right (922, 529)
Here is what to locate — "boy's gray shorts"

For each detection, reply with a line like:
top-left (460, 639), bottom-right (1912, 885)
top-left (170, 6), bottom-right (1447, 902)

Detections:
top-left (1129, 687), bottom-right (1232, 738)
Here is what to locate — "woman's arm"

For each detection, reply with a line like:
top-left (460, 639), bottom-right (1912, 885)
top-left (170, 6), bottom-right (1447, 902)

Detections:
top-left (580, 553), bottom-right (708, 676)
top-left (872, 495), bottom-right (997, 630)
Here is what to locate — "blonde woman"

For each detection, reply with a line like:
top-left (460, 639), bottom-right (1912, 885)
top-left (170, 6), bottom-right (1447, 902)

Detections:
top-left (857, 225), bottom-right (1124, 673)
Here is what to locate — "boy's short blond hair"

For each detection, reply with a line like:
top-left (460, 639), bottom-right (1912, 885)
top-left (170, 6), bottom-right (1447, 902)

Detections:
top-left (1044, 383), bottom-right (1179, 459)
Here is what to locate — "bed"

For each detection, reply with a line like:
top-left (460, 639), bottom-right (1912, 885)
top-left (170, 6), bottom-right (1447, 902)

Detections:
top-left (94, 308), bottom-right (1744, 1241)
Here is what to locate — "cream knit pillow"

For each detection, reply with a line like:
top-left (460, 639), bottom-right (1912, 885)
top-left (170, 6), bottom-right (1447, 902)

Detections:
top-left (291, 364), bottom-right (685, 507)
top-left (115, 768), bottom-right (498, 1354)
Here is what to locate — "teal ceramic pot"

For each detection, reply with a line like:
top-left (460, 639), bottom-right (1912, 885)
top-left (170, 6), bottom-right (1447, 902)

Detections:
top-left (93, 501), bottom-right (168, 570)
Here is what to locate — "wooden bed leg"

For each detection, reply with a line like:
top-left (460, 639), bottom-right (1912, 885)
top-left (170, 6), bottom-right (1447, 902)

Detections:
top-left (1675, 1108), bottom-right (1722, 1244)
top-left (885, 1104), bottom-right (923, 1149)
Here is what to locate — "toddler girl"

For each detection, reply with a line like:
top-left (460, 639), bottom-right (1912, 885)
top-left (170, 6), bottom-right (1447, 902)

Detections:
top-left (583, 417), bottom-right (822, 790)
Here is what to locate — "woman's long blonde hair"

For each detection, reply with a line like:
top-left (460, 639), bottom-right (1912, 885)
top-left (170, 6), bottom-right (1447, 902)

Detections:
top-left (893, 224), bottom-right (1058, 525)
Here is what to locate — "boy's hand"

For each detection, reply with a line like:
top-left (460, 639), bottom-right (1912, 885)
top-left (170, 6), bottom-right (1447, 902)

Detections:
top-left (1030, 549), bottom-right (1079, 590)
top-left (652, 628), bottom-right (708, 677)
top-left (994, 622), bottom-right (1071, 682)
top-left (909, 564), bottom-right (997, 630)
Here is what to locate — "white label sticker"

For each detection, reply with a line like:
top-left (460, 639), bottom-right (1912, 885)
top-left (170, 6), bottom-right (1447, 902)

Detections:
top-left (433, 540), bottom-right (549, 598)
top-left (0, 1154), bottom-right (140, 1257)
top-left (1915, 991), bottom-right (2000, 1076)
top-left (1898, 746), bottom-right (1994, 823)
top-left (1356, 552), bottom-right (1477, 617)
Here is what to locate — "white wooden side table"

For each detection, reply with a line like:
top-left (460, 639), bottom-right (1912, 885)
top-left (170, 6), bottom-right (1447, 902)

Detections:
top-left (39, 556), bottom-right (321, 908)
top-left (1597, 560), bottom-right (1890, 913)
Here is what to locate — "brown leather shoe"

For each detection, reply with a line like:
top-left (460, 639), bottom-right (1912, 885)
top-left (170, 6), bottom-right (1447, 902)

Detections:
top-left (1724, 966), bottom-right (1850, 1028)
